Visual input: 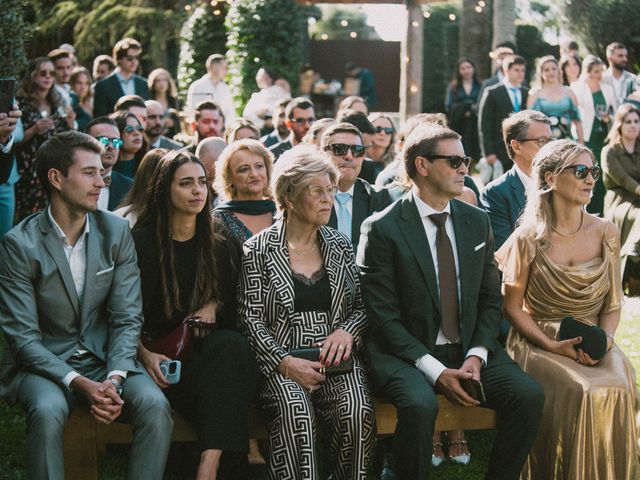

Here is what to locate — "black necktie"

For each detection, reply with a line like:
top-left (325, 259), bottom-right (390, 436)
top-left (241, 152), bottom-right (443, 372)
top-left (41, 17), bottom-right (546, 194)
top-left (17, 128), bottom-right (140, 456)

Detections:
top-left (429, 212), bottom-right (460, 342)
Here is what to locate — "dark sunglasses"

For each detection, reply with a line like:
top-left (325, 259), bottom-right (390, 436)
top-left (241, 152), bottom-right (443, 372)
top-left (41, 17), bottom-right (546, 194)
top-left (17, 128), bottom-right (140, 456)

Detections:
top-left (564, 164), bottom-right (601, 181)
top-left (292, 117), bottom-right (315, 125)
top-left (325, 143), bottom-right (366, 158)
top-left (429, 155), bottom-right (472, 169)
top-left (123, 125), bottom-right (144, 134)
top-left (95, 136), bottom-right (124, 149)
top-left (375, 126), bottom-right (394, 135)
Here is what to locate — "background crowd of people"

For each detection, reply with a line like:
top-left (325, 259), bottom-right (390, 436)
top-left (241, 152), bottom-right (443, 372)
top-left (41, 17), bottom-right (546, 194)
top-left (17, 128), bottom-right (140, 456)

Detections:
top-left (0, 34), bottom-right (639, 480)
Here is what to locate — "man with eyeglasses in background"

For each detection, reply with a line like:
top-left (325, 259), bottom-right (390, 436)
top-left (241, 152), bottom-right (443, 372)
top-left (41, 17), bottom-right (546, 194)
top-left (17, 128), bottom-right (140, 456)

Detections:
top-left (94, 38), bottom-right (149, 117)
top-left (357, 124), bottom-right (543, 480)
top-left (86, 117), bottom-right (133, 211)
top-left (144, 100), bottom-right (183, 150)
top-left (321, 122), bottom-right (391, 253)
top-left (269, 97), bottom-right (315, 160)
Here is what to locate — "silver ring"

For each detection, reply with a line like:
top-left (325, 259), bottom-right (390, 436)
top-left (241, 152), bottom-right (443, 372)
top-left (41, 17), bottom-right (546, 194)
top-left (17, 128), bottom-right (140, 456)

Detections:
top-left (338, 345), bottom-right (345, 350)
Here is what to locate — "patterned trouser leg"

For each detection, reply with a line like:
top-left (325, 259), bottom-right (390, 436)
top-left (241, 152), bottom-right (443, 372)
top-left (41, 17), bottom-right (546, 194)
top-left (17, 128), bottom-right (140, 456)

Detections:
top-left (259, 361), bottom-right (376, 480)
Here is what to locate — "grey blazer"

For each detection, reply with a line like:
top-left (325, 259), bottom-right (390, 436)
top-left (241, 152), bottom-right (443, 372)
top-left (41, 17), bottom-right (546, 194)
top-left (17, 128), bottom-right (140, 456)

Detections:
top-left (0, 210), bottom-right (144, 403)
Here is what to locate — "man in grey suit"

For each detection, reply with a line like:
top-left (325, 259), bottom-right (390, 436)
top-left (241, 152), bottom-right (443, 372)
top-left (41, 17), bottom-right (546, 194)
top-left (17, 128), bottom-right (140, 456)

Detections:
top-left (0, 131), bottom-right (172, 479)
top-left (145, 100), bottom-right (183, 150)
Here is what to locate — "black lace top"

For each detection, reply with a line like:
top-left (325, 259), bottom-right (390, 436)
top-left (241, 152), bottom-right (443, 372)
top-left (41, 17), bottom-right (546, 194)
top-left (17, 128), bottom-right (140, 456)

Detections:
top-left (292, 267), bottom-right (331, 312)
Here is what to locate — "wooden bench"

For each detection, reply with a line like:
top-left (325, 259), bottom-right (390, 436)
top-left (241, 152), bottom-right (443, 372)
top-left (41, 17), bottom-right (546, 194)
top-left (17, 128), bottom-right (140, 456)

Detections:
top-left (63, 396), bottom-right (496, 479)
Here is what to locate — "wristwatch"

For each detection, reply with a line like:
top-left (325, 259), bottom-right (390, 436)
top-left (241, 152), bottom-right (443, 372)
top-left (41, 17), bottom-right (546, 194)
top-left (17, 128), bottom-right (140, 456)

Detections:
top-left (109, 377), bottom-right (124, 396)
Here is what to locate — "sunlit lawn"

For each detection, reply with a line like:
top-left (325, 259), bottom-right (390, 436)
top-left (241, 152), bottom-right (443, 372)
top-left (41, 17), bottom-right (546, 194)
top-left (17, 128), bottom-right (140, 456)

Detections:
top-left (2, 298), bottom-right (639, 480)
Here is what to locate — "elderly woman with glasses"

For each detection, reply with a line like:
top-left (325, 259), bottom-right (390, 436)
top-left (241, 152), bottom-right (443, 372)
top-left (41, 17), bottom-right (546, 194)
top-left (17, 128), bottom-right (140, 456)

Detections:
top-left (238, 145), bottom-right (375, 479)
top-left (496, 139), bottom-right (639, 479)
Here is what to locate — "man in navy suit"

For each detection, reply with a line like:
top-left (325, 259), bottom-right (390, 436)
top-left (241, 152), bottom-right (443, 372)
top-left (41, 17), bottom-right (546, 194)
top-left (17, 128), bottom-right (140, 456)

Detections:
top-left (94, 38), bottom-right (149, 117)
top-left (478, 55), bottom-right (528, 171)
top-left (321, 122), bottom-right (391, 253)
top-left (480, 110), bottom-right (552, 249)
top-left (86, 117), bottom-right (133, 211)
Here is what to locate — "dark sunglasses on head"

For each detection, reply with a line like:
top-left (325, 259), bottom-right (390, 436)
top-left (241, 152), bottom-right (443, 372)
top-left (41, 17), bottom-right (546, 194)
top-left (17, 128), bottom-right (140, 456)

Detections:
top-left (123, 125), bottom-right (144, 134)
top-left (375, 126), bottom-right (394, 135)
top-left (292, 117), bottom-right (315, 125)
top-left (325, 143), bottom-right (366, 158)
top-left (564, 164), bottom-right (601, 181)
top-left (95, 136), bottom-right (124, 149)
top-left (429, 155), bottom-right (472, 169)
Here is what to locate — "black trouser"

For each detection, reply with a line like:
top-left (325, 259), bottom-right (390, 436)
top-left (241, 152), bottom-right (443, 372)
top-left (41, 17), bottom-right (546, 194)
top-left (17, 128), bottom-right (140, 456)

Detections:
top-left (382, 344), bottom-right (544, 480)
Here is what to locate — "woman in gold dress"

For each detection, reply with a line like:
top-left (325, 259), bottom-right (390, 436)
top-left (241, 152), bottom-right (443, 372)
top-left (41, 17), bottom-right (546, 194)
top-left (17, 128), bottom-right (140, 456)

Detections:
top-left (495, 139), bottom-right (640, 480)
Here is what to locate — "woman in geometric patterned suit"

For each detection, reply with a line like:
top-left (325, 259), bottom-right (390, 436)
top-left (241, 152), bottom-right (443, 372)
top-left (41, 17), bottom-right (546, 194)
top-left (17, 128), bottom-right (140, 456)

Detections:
top-left (238, 145), bottom-right (376, 479)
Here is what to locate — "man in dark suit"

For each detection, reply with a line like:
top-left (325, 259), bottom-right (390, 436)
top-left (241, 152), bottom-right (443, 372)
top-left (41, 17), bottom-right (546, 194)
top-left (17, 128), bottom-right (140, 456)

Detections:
top-left (260, 98), bottom-right (290, 148)
top-left (478, 55), bottom-right (528, 171)
top-left (93, 38), bottom-right (149, 117)
top-left (321, 123), bottom-right (391, 253)
top-left (335, 108), bottom-right (379, 184)
top-left (269, 97), bottom-right (315, 160)
top-left (357, 125), bottom-right (543, 480)
top-left (86, 117), bottom-right (133, 211)
top-left (480, 110), bottom-right (552, 249)
top-left (144, 100), bottom-right (183, 150)
top-left (0, 131), bottom-right (172, 479)
top-left (475, 45), bottom-right (514, 112)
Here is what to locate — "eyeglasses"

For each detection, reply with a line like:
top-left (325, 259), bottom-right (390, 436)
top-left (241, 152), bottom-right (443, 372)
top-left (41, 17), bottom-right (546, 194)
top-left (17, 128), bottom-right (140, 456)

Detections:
top-left (123, 125), bottom-right (144, 134)
top-left (428, 155), bottom-right (472, 169)
top-left (325, 143), bottom-right (366, 158)
top-left (563, 164), bottom-right (601, 181)
top-left (124, 55), bottom-right (140, 62)
top-left (38, 70), bottom-right (55, 77)
top-left (95, 136), bottom-right (124, 149)
top-left (292, 117), bottom-right (315, 125)
top-left (521, 137), bottom-right (553, 147)
top-left (375, 126), bottom-right (394, 135)
top-left (306, 184), bottom-right (339, 198)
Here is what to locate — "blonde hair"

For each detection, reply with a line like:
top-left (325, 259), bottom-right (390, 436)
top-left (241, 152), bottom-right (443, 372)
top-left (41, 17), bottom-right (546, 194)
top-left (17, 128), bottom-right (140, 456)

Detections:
top-left (148, 68), bottom-right (178, 99)
top-left (606, 103), bottom-right (640, 146)
top-left (271, 145), bottom-right (339, 218)
top-left (517, 139), bottom-right (594, 246)
top-left (224, 117), bottom-right (260, 144)
top-left (533, 55), bottom-right (560, 88)
top-left (214, 139), bottom-right (274, 201)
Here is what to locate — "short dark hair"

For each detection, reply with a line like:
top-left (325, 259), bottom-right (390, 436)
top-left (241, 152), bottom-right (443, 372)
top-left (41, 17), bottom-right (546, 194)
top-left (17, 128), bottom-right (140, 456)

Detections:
top-left (195, 100), bottom-right (224, 122)
top-left (320, 122), bottom-right (363, 151)
top-left (336, 109), bottom-right (376, 135)
top-left (36, 131), bottom-right (103, 198)
top-left (606, 42), bottom-right (627, 57)
top-left (85, 116), bottom-right (119, 135)
top-left (502, 110), bottom-right (551, 159)
top-left (113, 37), bottom-right (142, 61)
top-left (503, 55), bottom-right (527, 72)
top-left (114, 95), bottom-right (146, 112)
top-left (94, 54), bottom-right (115, 70)
top-left (205, 54), bottom-right (226, 70)
top-left (285, 97), bottom-right (314, 120)
top-left (48, 49), bottom-right (71, 63)
top-left (403, 125), bottom-right (460, 180)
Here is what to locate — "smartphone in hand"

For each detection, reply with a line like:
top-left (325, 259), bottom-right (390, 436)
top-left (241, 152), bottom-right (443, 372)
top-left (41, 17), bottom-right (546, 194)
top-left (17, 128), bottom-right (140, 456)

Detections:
top-left (159, 360), bottom-right (182, 384)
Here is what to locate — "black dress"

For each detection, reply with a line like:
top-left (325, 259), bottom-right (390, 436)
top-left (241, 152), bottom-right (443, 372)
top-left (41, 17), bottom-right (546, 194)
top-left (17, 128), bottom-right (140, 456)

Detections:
top-left (132, 224), bottom-right (258, 471)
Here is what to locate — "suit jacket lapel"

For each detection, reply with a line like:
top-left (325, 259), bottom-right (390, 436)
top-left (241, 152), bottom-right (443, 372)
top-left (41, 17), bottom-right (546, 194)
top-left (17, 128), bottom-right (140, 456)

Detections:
top-left (38, 214), bottom-right (81, 318)
top-left (351, 181), bottom-right (368, 242)
top-left (265, 221), bottom-right (295, 316)
top-left (80, 215), bottom-right (98, 321)
top-left (508, 169), bottom-right (526, 213)
top-left (398, 197), bottom-right (440, 312)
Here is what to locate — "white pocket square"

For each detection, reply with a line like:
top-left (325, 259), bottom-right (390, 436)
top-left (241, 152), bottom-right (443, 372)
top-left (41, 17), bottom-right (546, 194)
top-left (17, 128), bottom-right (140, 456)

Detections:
top-left (474, 242), bottom-right (486, 252)
top-left (96, 265), bottom-right (114, 276)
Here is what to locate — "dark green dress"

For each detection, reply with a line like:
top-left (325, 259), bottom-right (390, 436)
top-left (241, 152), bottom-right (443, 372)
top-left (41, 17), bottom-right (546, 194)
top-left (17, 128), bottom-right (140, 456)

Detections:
top-left (586, 90), bottom-right (608, 216)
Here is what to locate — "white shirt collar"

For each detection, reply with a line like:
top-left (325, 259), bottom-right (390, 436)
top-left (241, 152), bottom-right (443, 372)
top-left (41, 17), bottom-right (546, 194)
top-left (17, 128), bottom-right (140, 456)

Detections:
top-left (47, 207), bottom-right (90, 246)
top-left (513, 163), bottom-right (531, 190)
top-left (502, 77), bottom-right (519, 89)
top-left (412, 187), bottom-right (451, 218)
top-left (339, 184), bottom-right (355, 196)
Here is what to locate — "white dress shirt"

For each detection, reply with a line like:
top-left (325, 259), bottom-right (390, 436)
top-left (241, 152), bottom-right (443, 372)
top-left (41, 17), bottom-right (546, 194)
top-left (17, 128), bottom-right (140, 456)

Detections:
top-left (502, 78), bottom-right (522, 110)
top-left (47, 209), bottom-right (127, 388)
top-left (411, 190), bottom-right (488, 384)
top-left (115, 70), bottom-right (135, 96)
top-left (97, 172), bottom-right (111, 211)
top-left (513, 163), bottom-right (531, 191)
top-left (186, 75), bottom-right (237, 125)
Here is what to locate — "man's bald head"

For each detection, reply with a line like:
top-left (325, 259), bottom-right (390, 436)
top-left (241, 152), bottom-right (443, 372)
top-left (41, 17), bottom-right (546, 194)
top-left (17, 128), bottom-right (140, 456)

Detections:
top-left (196, 137), bottom-right (228, 182)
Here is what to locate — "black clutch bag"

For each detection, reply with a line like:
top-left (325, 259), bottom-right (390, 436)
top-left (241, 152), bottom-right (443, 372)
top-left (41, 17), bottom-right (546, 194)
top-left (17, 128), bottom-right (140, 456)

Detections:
top-left (291, 347), bottom-right (354, 376)
top-left (557, 316), bottom-right (607, 361)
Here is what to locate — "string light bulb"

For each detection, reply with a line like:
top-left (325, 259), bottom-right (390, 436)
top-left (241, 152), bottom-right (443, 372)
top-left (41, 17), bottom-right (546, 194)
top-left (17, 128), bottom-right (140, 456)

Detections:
top-left (449, 13), bottom-right (456, 21)
top-left (350, 32), bottom-right (357, 38)
top-left (341, 20), bottom-right (349, 27)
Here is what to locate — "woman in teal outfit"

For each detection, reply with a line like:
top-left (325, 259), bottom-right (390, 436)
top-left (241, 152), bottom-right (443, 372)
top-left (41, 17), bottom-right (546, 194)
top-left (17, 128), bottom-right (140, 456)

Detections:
top-left (571, 55), bottom-right (617, 215)
top-left (528, 56), bottom-right (583, 142)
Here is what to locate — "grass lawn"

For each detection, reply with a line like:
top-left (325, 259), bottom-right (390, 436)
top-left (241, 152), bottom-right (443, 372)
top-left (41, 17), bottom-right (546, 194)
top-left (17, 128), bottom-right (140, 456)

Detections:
top-left (2, 298), bottom-right (639, 480)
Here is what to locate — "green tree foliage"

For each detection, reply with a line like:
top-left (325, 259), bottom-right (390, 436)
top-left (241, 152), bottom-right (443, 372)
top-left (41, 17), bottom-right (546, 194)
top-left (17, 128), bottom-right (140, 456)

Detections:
top-left (311, 6), bottom-right (380, 40)
top-left (177, 3), bottom-right (228, 99)
top-left (422, 4), bottom-right (460, 113)
top-left (561, 0), bottom-right (640, 62)
top-left (225, 0), bottom-right (307, 109)
top-left (0, 0), bottom-right (30, 78)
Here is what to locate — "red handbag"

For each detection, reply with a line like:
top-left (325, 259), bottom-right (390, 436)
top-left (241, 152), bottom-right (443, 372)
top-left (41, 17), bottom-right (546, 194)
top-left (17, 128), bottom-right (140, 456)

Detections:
top-left (141, 317), bottom-right (216, 362)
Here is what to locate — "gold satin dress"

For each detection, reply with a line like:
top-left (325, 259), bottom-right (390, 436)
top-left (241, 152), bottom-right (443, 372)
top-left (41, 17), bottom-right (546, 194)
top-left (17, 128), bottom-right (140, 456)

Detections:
top-left (495, 229), bottom-right (640, 480)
